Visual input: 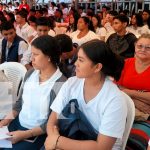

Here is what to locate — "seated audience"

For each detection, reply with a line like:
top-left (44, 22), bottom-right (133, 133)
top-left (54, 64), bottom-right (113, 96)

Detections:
top-left (117, 34), bottom-right (150, 150)
top-left (117, 34), bottom-right (150, 115)
top-left (21, 17), bottom-right (51, 70)
top-left (65, 12), bottom-right (80, 35)
top-left (19, 0), bottom-right (30, 12)
top-left (0, 21), bottom-right (28, 63)
top-left (91, 14), bottom-right (107, 41)
top-left (127, 13), bottom-right (149, 38)
top-left (15, 10), bottom-right (34, 41)
top-left (106, 15), bottom-right (137, 58)
top-left (142, 10), bottom-right (150, 25)
top-left (0, 35), bottom-right (66, 150)
top-left (55, 34), bottom-right (77, 78)
top-left (44, 39), bottom-right (127, 150)
top-left (70, 16), bottom-right (99, 46)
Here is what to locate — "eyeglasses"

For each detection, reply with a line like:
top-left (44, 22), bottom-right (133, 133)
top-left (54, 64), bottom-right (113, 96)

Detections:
top-left (136, 44), bottom-right (150, 51)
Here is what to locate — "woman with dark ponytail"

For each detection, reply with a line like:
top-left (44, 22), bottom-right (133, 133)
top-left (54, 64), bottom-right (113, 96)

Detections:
top-left (45, 39), bottom-right (127, 150)
top-left (0, 35), bottom-right (66, 150)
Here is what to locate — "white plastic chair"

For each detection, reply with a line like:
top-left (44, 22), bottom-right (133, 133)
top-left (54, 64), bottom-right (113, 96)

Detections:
top-left (0, 62), bottom-right (27, 101)
top-left (121, 92), bottom-right (135, 150)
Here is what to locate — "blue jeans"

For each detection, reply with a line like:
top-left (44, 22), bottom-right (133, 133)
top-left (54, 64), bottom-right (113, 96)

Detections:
top-left (2, 117), bottom-right (46, 150)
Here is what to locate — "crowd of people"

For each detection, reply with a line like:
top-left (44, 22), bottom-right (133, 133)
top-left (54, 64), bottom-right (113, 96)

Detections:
top-left (0, 0), bottom-right (150, 150)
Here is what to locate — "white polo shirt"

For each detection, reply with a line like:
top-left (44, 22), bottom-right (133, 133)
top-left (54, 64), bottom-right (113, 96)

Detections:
top-left (16, 23), bottom-right (35, 41)
top-left (19, 69), bottom-right (62, 129)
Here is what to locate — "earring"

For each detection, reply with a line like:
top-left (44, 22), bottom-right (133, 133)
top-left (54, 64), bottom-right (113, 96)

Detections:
top-left (48, 58), bottom-right (50, 62)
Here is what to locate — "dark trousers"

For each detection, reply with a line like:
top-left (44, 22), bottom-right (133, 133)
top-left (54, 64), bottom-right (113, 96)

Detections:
top-left (2, 117), bottom-right (46, 150)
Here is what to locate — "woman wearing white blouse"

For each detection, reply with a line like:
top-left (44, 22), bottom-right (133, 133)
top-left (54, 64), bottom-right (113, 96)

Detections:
top-left (92, 14), bottom-right (107, 41)
top-left (70, 16), bottom-right (99, 46)
top-left (127, 13), bottom-right (149, 38)
top-left (0, 35), bottom-right (66, 150)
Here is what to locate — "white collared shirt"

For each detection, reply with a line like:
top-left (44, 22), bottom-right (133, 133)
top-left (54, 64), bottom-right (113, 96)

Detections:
top-left (16, 23), bottom-right (35, 41)
top-left (19, 69), bottom-right (62, 129)
top-left (21, 34), bottom-right (38, 65)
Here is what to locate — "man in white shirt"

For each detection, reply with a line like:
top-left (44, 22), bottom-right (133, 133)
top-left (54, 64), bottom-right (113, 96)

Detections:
top-left (8, 2), bottom-right (15, 12)
top-left (0, 21), bottom-right (28, 63)
top-left (15, 10), bottom-right (35, 42)
top-left (21, 17), bottom-right (51, 69)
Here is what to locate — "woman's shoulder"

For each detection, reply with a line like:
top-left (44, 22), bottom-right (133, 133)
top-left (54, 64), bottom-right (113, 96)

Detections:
top-left (24, 69), bottom-right (38, 81)
top-left (88, 31), bottom-right (100, 39)
top-left (70, 30), bottom-right (79, 38)
top-left (125, 57), bottom-right (135, 65)
top-left (67, 76), bottom-right (83, 84)
top-left (103, 78), bottom-right (125, 101)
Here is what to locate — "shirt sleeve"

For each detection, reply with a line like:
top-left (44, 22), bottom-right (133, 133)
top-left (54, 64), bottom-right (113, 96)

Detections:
top-left (50, 80), bottom-right (70, 114)
top-left (99, 95), bottom-right (127, 139)
top-left (27, 27), bottom-right (35, 37)
top-left (98, 27), bottom-right (107, 37)
top-left (18, 41), bottom-right (28, 55)
top-left (20, 45), bottom-right (31, 65)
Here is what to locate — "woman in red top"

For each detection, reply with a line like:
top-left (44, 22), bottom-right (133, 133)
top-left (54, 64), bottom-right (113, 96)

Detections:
top-left (117, 33), bottom-right (150, 115)
top-left (19, 0), bottom-right (30, 12)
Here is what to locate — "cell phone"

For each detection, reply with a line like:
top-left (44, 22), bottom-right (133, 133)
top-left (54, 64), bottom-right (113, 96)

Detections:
top-left (23, 136), bottom-right (38, 143)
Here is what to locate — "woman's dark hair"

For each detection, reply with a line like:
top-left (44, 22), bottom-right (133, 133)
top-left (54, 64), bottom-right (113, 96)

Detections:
top-left (51, 2), bottom-right (56, 7)
top-left (67, 12), bottom-right (80, 32)
top-left (92, 14), bottom-right (102, 28)
top-left (80, 16), bottom-right (95, 32)
top-left (131, 13), bottom-right (144, 27)
top-left (6, 12), bottom-right (16, 24)
top-left (31, 35), bottom-right (61, 67)
top-left (55, 34), bottom-right (73, 53)
top-left (79, 39), bottom-right (124, 81)
top-left (60, 2), bottom-right (67, 8)
top-left (47, 16), bottom-right (55, 30)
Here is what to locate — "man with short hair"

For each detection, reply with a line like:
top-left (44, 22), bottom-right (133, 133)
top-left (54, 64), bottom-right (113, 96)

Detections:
top-left (106, 15), bottom-right (137, 58)
top-left (15, 10), bottom-right (34, 41)
top-left (21, 17), bottom-right (51, 69)
top-left (0, 21), bottom-right (28, 63)
top-left (142, 9), bottom-right (150, 25)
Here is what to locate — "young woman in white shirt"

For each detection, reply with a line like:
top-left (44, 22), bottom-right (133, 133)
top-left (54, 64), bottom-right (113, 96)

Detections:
top-left (44, 39), bottom-right (127, 150)
top-left (127, 13), bottom-right (149, 38)
top-left (91, 14), bottom-right (107, 41)
top-left (0, 35), bottom-right (66, 150)
top-left (70, 16), bottom-right (99, 46)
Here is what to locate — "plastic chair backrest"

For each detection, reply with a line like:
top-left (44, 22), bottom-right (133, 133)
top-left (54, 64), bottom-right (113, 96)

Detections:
top-left (121, 91), bottom-right (135, 150)
top-left (0, 62), bottom-right (27, 101)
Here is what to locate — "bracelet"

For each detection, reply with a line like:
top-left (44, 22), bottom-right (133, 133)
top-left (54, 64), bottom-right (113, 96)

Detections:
top-left (55, 135), bottom-right (61, 149)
